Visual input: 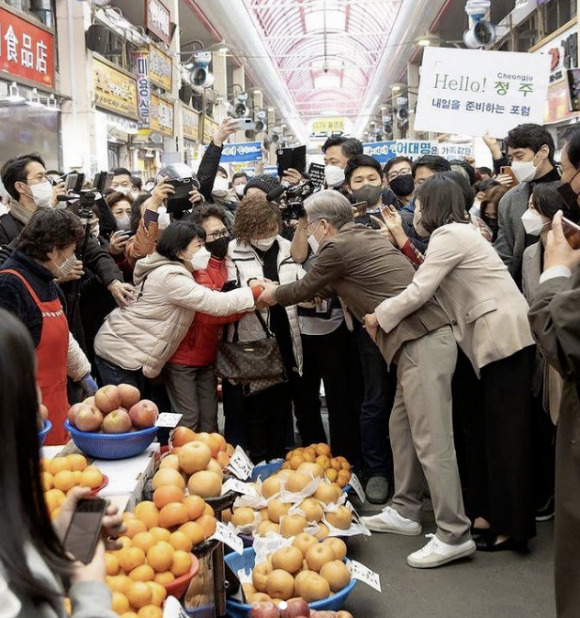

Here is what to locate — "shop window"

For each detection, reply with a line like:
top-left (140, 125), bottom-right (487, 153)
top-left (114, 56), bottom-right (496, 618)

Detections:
top-left (5, 0), bottom-right (56, 29)
top-left (545, 0), bottom-right (575, 33)
top-left (515, 14), bottom-right (540, 52)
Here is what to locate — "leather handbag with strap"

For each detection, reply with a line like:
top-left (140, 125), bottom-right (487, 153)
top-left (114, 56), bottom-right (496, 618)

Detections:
top-left (216, 310), bottom-right (286, 395)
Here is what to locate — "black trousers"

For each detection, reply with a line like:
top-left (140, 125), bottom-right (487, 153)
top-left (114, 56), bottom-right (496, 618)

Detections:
top-left (292, 323), bottom-right (361, 463)
top-left (458, 346), bottom-right (536, 543)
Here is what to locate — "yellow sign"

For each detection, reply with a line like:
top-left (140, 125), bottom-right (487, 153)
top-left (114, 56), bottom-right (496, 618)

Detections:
top-left (182, 105), bottom-right (200, 142)
top-left (312, 117), bottom-right (345, 134)
top-left (93, 57), bottom-right (138, 120)
top-left (150, 94), bottom-right (173, 137)
top-left (202, 115), bottom-right (219, 144)
top-left (149, 44), bottom-right (172, 91)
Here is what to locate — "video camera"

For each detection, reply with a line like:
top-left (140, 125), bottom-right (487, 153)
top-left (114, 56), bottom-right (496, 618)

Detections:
top-left (267, 178), bottom-right (316, 222)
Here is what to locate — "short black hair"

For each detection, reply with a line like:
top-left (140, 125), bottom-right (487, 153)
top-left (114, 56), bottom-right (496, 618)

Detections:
top-left (217, 166), bottom-right (228, 178)
top-left (189, 204), bottom-right (228, 227)
top-left (474, 178), bottom-right (499, 194)
top-left (322, 136), bottom-right (363, 159)
top-left (383, 156), bottom-right (413, 177)
top-left (106, 191), bottom-right (134, 211)
top-left (344, 154), bottom-right (383, 185)
top-left (477, 166), bottom-right (492, 177)
top-left (532, 181), bottom-right (579, 222)
top-left (45, 169), bottom-right (63, 177)
top-left (440, 170), bottom-right (475, 212)
top-left (131, 175), bottom-right (142, 190)
top-left (232, 172), bottom-right (248, 183)
top-left (416, 174), bottom-right (470, 233)
top-left (1, 153), bottom-right (46, 200)
top-left (412, 155), bottom-right (451, 178)
top-left (112, 167), bottom-right (132, 178)
top-left (449, 159), bottom-right (476, 187)
top-left (505, 123), bottom-right (555, 164)
top-left (16, 208), bottom-right (83, 261)
top-left (563, 126), bottom-right (580, 169)
top-left (156, 221), bottom-right (206, 262)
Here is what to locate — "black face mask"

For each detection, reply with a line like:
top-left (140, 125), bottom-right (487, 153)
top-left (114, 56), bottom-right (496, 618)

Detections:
top-left (205, 235), bottom-right (230, 259)
top-left (351, 184), bottom-right (383, 207)
top-left (481, 215), bottom-right (499, 240)
top-left (389, 174), bottom-right (415, 197)
top-left (557, 182), bottom-right (579, 210)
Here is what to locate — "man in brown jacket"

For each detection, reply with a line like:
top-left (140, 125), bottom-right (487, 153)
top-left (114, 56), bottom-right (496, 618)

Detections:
top-left (258, 190), bottom-right (474, 568)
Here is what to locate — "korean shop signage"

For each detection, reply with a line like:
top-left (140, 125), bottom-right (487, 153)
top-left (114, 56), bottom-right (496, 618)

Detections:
top-left (0, 5), bottom-right (54, 88)
top-left (149, 44), bottom-right (172, 91)
top-left (150, 94), bottom-right (173, 137)
top-left (134, 49), bottom-right (151, 131)
top-left (93, 57), bottom-right (138, 120)
top-left (145, 0), bottom-right (171, 46)
top-left (182, 105), bottom-right (200, 142)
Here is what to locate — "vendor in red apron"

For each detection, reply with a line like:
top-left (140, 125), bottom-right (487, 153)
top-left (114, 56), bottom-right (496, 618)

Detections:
top-left (0, 208), bottom-right (96, 445)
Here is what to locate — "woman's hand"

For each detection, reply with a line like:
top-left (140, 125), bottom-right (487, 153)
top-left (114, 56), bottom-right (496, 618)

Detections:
top-left (70, 540), bottom-right (107, 586)
top-left (363, 312), bottom-right (379, 342)
top-left (150, 177), bottom-right (174, 209)
top-left (56, 260), bottom-right (84, 283)
top-left (189, 187), bottom-right (203, 205)
top-left (495, 173), bottom-right (514, 188)
top-left (544, 211), bottom-right (580, 272)
top-left (214, 118), bottom-right (240, 147)
top-left (108, 231), bottom-right (130, 256)
top-left (108, 280), bottom-right (137, 308)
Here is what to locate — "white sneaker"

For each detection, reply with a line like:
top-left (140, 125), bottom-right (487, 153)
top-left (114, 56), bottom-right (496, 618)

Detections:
top-left (360, 506), bottom-right (422, 536)
top-left (407, 534), bottom-right (476, 568)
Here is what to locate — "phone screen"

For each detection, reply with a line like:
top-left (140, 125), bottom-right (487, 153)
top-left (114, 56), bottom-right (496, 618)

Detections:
top-left (63, 498), bottom-right (107, 564)
top-left (65, 173), bottom-right (78, 192)
top-left (308, 162), bottom-right (325, 187)
top-left (562, 216), bottom-right (580, 250)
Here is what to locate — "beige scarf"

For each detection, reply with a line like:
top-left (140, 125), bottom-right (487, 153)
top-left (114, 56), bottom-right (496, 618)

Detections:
top-left (8, 200), bottom-right (35, 225)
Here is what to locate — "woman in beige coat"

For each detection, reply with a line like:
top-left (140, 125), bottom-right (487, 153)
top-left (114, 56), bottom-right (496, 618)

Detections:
top-left (365, 174), bottom-right (536, 551)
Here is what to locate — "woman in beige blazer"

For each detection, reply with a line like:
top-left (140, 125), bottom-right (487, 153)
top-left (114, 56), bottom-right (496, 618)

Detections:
top-left (365, 174), bottom-right (536, 551)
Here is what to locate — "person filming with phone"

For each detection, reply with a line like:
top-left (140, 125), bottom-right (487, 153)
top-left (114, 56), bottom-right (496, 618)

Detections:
top-left (0, 308), bottom-right (123, 618)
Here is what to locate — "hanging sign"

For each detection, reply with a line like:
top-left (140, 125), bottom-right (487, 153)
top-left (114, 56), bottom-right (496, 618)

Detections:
top-left (93, 57), bottom-right (138, 120)
top-left (134, 49), bottom-right (151, 132)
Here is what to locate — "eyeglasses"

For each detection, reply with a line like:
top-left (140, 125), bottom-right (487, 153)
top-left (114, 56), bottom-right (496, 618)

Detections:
top-left (26, 173), bottom-right (49, 183)
top-left (207, 228), bottom-right (229, 241)
top-left (387, 168), bottom-right (412, 182)
top-left (306, 219), bottom-right (323, 233)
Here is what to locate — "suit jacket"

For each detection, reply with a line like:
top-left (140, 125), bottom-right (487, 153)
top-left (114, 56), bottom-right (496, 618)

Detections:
top-left (273, 222), bottom-right (449, 365)
top-left (374, 223), bottom-right (534, 375)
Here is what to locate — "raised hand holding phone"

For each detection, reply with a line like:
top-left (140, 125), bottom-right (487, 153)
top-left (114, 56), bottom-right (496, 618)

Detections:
top-left (544, 211), bottom-right (580, 271)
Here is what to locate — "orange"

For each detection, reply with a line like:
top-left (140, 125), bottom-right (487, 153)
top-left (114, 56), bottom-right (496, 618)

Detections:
top-left (197, 514), bottom-right (216, 539)
top-left (128, 564), bottom-right (155, 582)
top-left (146, 541), bottom-right (174, 572)
top-left (117, 547), bottom-right (146, 573)
top-left (79, 466), bottom-right (103, 489)
top-left (153, 485), bottom-right (185, 510)
top-left (126, 581), bottom-right (153, 609)
top-left (151, 468), bottom-right (185, 491)
top-left (158, 502), bottom-right (189, 529)
top-left (72, 470), bottom-right (82, 484)
top-left (170, 550), bottom-right (192, 577)
top-left (105, 552), bottom-right (120, 576)
top-left (178, 521), bottom-right (205, 547)
top-left (183, 495), bottom-right (205, 521)
top-left (41, 471), bottom-right (53, 492)
top-left (134, 502), bottom-right (159, 530)
top-left (53, 470), bottom-right (79, 492)
top-left (115, 536), bottom-right (133, 551)
top-left (66, 453), bottom-right (88, 471)
top-left (146, 581), bottom-right (167, 606)
top-left (106, 574), bottom-right (132, 595)
top-left (132, 532), bottom-right (156, 553)
top-left (168, 530), bottom-right (193, 552)
top-left (124, 518), bottom-right (147, 539)
top-left (121, 613), bottom-right (139, 618)
top-left (111, 590), bottom-right (130, 614)
top-left (171, 426), bottom-right (197, 448)
top-left (211, 432), bottom-right (227, 453)
top-left (49, 457), bottom-right (70, 476)
top-left (203, 503), bottom-right (214, 518)
top-left (44, 488), bottom-right (66, 513)
top-left (153, 571), bottom-right (175, 585)
top-left (137, 606), bottom-right (163, 618)
top-left (148, 527), bottom-right (171, 543)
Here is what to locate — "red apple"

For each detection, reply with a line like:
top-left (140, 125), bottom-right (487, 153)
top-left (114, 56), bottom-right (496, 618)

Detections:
top-left (249, 602), bottom-right (280, 618)
top-left (94, 385), bottom-right (122, 414)
top-left (67, 403), bottom-right (83, 425)
top-left (117, 383), bottom-right (141, 409)
top-left (128, 399), bottom-right (159, 429)
top-left (75, 405), bottom-right (103, 432)
top-left (279, 599), bottom-right (310, 618)
top-left (102, 408), bottom-right (132, 433)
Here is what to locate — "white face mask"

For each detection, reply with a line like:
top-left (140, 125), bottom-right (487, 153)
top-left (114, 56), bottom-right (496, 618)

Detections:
top-left (521, 209), bottom-right (548, 236)
top-left (115, 214), bottom-right (131, 231)
top-left (235, 184), bottom-right (246, 198)
top-left (511, 152), bottom-right (544, 183)
top-left (470, 199), bottom-right (482, 217)
top-left (212, 176), bottom-right (229, 197)
top-left (114, 186), bottom-right (132, 196)
top-left (412, 203), bottom-right (430, 237)
top-left (324, 165), bottom-right (345, 188)
top-left (251, 235), bottom-right (277, 251)
top-left (54, 253), bottom-right (77, 278)
top-left (188, 246), bottom-right (211, 271)
top-left (29, 180), bottom-right (53, 209)
top-left (91, 222), bottom-right (100, 238)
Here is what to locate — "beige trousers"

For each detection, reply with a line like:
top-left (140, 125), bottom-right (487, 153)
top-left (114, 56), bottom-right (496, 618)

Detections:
top-left (383, 326), bottom-right (471, 544)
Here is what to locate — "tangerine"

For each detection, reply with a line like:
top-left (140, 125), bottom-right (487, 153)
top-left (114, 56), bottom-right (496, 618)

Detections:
top-left (106, 574), bottom-right (132, 595)
top-left (129, 564), bottom-right (155, 582)
top-left (148, 527), bottom-right (171, 543)
top-left (105, 552), bottom-right (120, 576)
top-left (197, 514), bottom-right (216, 539)
top-left (126, 581), bottom-right (153, 609)
top-left (178, 521), bottom-right (205, 546)
top-left (168, 530), bottom-right (193, 552)
top-left (111, 591), bottom-right (130, 614)
top-left (137, 606), bottom-right (163, 618)
top-left (183, 495), bottom-right (205, 521)
top-left (79, 466), bottom-right (103, 489)
top-left (151, 468), bottom-right (185, 491)
top-left (41, 471), bottom-right (53, 492)
top-left (146, 541), bottom-right (174, 572)
top-left (203, 503), bottom-right (214, 518)
top-left (124, 518), bottom-right (148, 539)
top-left (44, 488), bottom-right (66, 513)
top-left (117, 547), bottom-right (146, 573)
top-left (132, 532), bottom-right (156, 553)
top-left (72, 470), bottom-right (82, 484)
top-left (153, 571), bottom-right (174, 585)
top-left (49, 457), bottom-right (70, 476)
top-left (146, 581), bottom-right (167, 606)
top-left (153, 485), bottom-right (185, 510)
top-left (158, 502), bottom-right (189, 529)
top-left (170, 550), bottom-right (192, 577)
top-left (120, 613), bottom-right (139, 618)
top-left (134, 502), bottom-right (159, 529)
top-left (66, 453), bottom-right (88, 471)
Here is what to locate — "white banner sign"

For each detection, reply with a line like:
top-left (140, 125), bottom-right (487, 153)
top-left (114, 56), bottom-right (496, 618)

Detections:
top-left (415, 47), bottom-right (551, 138)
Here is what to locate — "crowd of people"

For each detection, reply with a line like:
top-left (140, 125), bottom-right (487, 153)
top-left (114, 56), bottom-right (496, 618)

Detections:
top-left (0, 117), bottom-right (579, 615)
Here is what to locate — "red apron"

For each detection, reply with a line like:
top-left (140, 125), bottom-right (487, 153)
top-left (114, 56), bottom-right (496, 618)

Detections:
top-left (2, 269), bottom-right (69, 445)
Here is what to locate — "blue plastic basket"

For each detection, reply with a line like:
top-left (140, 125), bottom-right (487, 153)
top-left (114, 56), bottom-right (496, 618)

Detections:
top-left (250, 459), bottom-right (284, 482)
top-left (64, 420), bottom-right (157, 459)
top-left (224, 548), bottom-right (356, 618)
top-left (38, 419), bottom-right (52, 446)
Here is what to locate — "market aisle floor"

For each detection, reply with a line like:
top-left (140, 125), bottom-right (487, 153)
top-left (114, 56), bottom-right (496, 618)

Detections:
top-left (344, 507), bottom-right (555, 618)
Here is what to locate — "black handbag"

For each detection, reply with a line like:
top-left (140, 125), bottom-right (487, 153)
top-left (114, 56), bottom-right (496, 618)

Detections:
top-left (216, 310), bottom-right (286, 395)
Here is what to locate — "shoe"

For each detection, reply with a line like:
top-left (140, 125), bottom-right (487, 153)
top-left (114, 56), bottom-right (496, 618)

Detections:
top-left (475, 535), bottom-right (528, 552)
top-left (407, 534), bottom-right (476, 569)
top-left (365, 476), bottom-right (389, 504)
top-left (361, 505), bottom-right (422, 535)
top-left (535, 495), bottom-right (555, 522)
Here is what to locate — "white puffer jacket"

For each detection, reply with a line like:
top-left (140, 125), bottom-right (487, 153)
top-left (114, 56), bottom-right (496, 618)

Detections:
top-left (226, 237), bottom-right (305, 373)
top-left (95, 252), bottom-right (255, 378)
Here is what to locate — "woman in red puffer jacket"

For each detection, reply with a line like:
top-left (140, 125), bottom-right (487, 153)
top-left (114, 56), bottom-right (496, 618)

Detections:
top-left (164, 206), bottom-right (246, 431)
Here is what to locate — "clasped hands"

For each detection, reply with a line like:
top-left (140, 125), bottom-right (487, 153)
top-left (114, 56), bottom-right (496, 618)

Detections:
top-left (248, 279), bottom-right (279, 309)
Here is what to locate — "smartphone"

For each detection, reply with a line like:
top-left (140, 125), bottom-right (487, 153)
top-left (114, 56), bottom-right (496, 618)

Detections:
top-left (237, 118), bottom-right (255, 131)
top-left (562, 216), bottom-right (580, 249)
top-left (65, 172), bottom-right (79, 193)
top-left (500, 166), bottom-right (519, 186)
top-left (351, 201), bottom-right (367, 217)
top-left (93, 171), bottom-right (113, 194)
top-left (166, 178), bottom-right (194, 214)
top-left (63, 498), bottom-right (107, 564)
top-left (277, 145), bottom-right (306, 177)
top-left (308, 162), bottom-right (326, 188)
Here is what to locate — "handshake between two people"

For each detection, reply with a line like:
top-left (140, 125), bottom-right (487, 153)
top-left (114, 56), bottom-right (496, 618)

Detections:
top-left (248, 279), bottom-right (279, 310)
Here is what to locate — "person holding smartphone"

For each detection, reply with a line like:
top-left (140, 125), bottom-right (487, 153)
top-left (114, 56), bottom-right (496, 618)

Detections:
top-left (0, 308), bottom-right (123, 618)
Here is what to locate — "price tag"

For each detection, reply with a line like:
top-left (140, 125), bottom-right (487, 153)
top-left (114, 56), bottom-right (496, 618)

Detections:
top-left (349, 473), bottom-right (365, 503)
top-left (210, 521), bottom-right (244, 555)
top-left (350, 560), bottom-right (382, 592)
top-left (228, 446), bottom-right (254, 480)
top-left (222, 478), bottom-right (256, 496)
top-left (155, 413), bottom-right (183, 428)
top-left (163, 596), bottom-right (189, 618)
